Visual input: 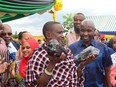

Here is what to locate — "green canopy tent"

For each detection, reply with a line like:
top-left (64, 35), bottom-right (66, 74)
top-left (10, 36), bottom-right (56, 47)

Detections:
top-left (0, 0), bottom-right (55, 22)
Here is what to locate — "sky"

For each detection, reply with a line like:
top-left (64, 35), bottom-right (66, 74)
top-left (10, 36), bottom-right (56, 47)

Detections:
top-left (6, 0), bottom-right (116, 36)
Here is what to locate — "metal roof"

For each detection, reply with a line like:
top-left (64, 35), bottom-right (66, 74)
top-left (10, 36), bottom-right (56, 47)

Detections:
top-left (86, 15), bottom-right (116, 35)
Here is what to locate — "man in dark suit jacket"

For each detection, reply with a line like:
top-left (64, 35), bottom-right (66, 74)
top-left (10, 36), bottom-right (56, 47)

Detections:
top-left (1, 24), bottom-right (20, 61)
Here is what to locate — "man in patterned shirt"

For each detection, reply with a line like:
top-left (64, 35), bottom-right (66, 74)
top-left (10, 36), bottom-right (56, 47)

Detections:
top-left (25, 21), bottom-right (96, 87)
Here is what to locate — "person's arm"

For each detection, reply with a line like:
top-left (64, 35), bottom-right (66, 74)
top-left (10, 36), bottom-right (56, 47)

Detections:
top-left (36, 53), bottom-right (66, 87)
top-left (0, 62), bottom-right (9, 74)
top-left (0, 55), bottom-right (8, 74)
top-left (77, 62), bottom-right (84, 78)
top-left (36, 63), bottom-right (55, 87)
top-left (104, 67), bottom-right (112, 87)
top-left (77, 55), bottom-right (97, 78)
top-left (9, 62), bottom-right (16, 78)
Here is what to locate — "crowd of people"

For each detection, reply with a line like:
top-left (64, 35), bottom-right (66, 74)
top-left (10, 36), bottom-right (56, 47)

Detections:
top-left (0, 13), bottom-right (116, 87)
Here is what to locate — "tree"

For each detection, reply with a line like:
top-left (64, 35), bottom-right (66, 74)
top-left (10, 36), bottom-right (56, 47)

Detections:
top-left (62, 13), bottom-right (74, 36)
top-left (13, 31), bottom-right (18, 39)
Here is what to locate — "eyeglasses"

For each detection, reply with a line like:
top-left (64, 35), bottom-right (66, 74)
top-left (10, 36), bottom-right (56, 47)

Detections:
top-left (2, 32), bottom-right (12, 36)
top-left (22, 46), bottom-right (31, 50)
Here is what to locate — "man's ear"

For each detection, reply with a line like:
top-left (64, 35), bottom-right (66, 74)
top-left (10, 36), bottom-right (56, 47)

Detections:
top-left (46, 31), bottom-right (51, 39)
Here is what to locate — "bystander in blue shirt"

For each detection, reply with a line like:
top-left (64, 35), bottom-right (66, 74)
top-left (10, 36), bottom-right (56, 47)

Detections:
top-left (69, 39), bottom-right (113, 87)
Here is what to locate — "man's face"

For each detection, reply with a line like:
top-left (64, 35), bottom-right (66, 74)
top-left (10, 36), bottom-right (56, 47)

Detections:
top-left (48, 24), bottom-right (64, 44)
top-left (94, 30), bottom-right (101, 42)
top-left (80, 23), bottom-right (95, 45)
top-left (73, 15), bottom-right (85, 33)
top-left (1, 26), bottom-right (12, 45)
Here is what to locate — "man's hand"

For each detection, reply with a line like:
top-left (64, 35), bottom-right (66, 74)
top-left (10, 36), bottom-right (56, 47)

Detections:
top-left (77, 55), bottom-right (97, 77)
top-left (0, 62), bottom-right (10, 74)
top-left (9, 62), bottom-right (16, 78)
top-left (48, 52), bottom-right (66, 65)
top-left (36, 52), bottom-right (66, 87)
top-left (0, 55), bottom-right (5, 64)
top-left (46, 52), bottom-right (66, 73)
top-left (80, 55), bottom-right (97, 66)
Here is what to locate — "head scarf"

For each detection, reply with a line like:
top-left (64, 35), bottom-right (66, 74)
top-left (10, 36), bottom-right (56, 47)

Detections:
top-left (19, 39), bottom-right (38, 78)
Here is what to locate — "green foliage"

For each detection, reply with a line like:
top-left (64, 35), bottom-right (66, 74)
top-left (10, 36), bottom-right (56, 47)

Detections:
top-left (62, 13), bottom-right (74, 36)
top-left (13, 31), bottom-right (18, 39)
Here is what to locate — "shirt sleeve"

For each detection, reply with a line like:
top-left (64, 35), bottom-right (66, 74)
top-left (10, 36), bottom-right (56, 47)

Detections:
top-left (25, 49), bottom-right (48, 86)
top-left (103, 45), bottom-right (113, 67)
top-left (67, 48), bottom-right (84, 87)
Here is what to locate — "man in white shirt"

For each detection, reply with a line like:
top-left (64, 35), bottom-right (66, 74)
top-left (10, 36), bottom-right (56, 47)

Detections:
top-left (1, 24), bottom-right (20, 61)
top-left (66, 13), bottom-right (85, 46)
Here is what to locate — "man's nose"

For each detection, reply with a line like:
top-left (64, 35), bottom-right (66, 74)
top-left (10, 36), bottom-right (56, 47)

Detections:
top-left (4, 34), bottom-right (9, 37)
top-left (83, 31), bottom-right (88, 35)
top-left (61, 34), bottom-right (64, 38)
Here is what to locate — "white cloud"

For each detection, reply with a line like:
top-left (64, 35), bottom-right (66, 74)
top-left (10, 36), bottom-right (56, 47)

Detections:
top-left (6, 0), bottom-right (116, 36)
top-left (62, 0), bottom-right (116, 15)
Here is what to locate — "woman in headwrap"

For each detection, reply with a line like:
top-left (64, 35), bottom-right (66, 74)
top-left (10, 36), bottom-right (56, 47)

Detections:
top-left (8, 39), bottom-right (38, 87)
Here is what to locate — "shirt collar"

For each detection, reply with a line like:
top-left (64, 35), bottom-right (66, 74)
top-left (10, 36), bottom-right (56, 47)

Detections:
top-left (41, 42), bottom-right (47, 49)
top-left (79, 39), bottom-right (97, 47)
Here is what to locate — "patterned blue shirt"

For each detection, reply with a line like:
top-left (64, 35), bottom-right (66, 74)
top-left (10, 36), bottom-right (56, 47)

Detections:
top-left (69, 39), bottom-right (113, 87)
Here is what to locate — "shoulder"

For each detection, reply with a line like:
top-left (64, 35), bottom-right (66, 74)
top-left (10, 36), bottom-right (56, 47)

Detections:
top-left (30, 46), bottom-right (47, 61)
top-left (66, 30), bottom-right (75, 37)
top-left (12, 40), bottom-right (20, 50)
top-left (93, 40), bottom-right (108, 50)
top-left (12, 40), bottom-right (20, 45)
top-left (68, 40), bottom-right (80, 49)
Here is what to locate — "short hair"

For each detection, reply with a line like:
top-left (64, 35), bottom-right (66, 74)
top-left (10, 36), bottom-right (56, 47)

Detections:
top-left (81, 19), bottom-right (95, 29)
top-left (3, 24), bottom-right (12, 31)
top-left (38, 39), bottom-right (41, 41)
top-left (94, 29), bottom-right (100, 36)
top-left (18, 31), bottom-right (28, 39)
top-left (107, 38), bottom-right (113, 48)
top-left (73, 13), bottom-right (85, 20)
top-left (42, 21), bottom-right (60, 38)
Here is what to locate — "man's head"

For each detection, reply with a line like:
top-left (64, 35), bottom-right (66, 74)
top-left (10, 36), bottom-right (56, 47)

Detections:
top-left (73, 13), bottom-right (85, 34)
top-left (43, 21), bottom-right (64, 43)
top-left (112, 36), bottom-right (116, 51)
top-left (0, 20), bottom-right (3, 37)
top-left (80, 19), bottom-right (95, 45)
top-left (1, 24), bottom-right (13, 46)
top-left (18, 31), bottom-right (34, 45)
top-left (94, 29), bottom-right (101, 42)
top-left (38, 39), bottom-right (41, 45)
